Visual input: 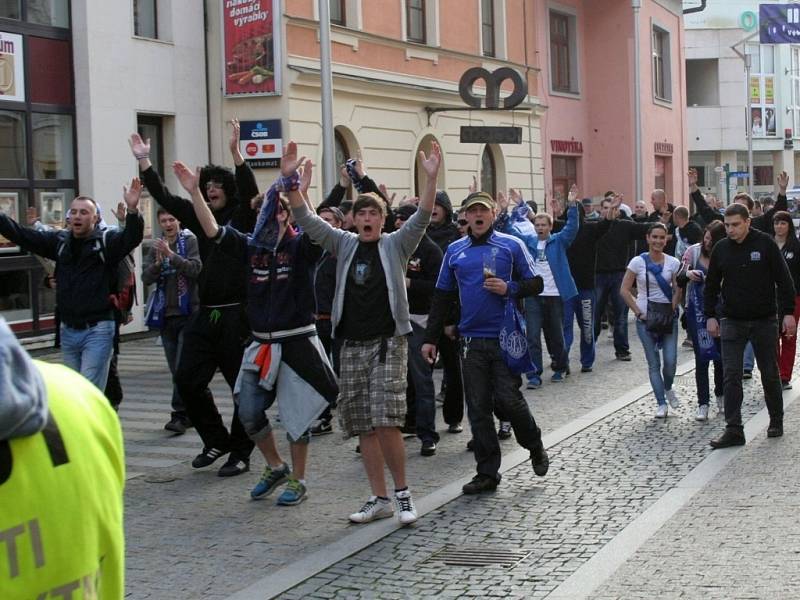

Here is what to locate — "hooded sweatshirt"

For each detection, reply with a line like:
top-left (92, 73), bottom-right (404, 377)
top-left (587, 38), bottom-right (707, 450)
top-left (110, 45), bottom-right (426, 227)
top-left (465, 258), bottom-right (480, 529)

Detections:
top-left (427, 190), bottom-right (460, 252)
top-left (0, 318), bottom-right (48, 440)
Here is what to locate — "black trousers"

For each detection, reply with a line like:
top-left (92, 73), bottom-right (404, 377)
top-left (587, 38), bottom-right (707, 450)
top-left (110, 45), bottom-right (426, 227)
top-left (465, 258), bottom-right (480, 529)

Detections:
top-left (439, 334), bottom-right (464, 425)
top-left (174, 306), bottom-right (254, 459)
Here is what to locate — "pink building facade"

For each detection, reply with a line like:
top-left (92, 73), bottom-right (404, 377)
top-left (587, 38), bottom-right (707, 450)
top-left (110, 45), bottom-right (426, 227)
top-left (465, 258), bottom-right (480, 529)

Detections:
top-left (535, 0), bottom-right (688, 207)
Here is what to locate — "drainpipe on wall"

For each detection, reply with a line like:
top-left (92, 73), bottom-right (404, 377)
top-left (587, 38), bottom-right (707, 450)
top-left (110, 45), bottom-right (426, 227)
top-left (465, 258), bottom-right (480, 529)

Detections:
top-left (632, 0), bottom-right (643, 203)
top-left (319, 0), bottom-right (336, 193)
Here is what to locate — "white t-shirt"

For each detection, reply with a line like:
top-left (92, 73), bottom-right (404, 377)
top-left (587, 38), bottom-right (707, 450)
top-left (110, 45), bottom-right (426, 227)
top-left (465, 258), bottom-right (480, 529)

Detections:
top-left (627, 254), bottom-right (681, 315)
top-left (535, 240), bottom-right (559, 296)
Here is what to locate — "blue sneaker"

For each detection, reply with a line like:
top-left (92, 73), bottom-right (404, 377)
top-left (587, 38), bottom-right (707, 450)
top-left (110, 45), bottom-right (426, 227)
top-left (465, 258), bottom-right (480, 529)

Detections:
top-left (276, 478), bottom-right (307, 506)
top-left (551, 371), bottom-right (565, 383)
top-left (526, 376), bottom-right (542, 389)
top-left (250, 463), bottom-right (289, 500)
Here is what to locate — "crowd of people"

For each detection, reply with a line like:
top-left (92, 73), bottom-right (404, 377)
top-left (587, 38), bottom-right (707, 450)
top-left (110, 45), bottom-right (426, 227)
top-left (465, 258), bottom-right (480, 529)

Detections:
top-left (1, 121), bottom-right (798, 527)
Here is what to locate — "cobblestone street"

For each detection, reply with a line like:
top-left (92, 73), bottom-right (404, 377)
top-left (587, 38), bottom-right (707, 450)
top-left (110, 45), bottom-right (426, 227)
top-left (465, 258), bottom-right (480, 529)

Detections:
top-left (35, 327), bottom-right (798, 599)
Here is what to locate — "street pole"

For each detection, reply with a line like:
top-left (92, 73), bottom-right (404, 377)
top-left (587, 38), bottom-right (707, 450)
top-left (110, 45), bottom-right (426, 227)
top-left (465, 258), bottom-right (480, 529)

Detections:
top-left (632, 0), bottom-right (643, 204)
top-left (318, 0), bottom-right (336, 194)
top-left (745, 52), bottom-right (754, 198)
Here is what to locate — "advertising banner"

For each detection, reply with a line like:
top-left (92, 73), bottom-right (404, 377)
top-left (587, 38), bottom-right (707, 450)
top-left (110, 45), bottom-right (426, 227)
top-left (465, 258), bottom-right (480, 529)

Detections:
top-left (750, 76), bottom-right (760, 103)
top-left (239, 120), bottom-right (282, 168)
top-left (0, 31), bottom-right (25, 103)
top-left (760, 3), bottom-right (800, 43)
top-left (222, 0), bottom-right (281, 97)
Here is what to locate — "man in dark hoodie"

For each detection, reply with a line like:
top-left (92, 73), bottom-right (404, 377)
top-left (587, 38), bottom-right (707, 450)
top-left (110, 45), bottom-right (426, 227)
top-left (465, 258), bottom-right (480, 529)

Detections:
top-left (395, 203), bottom-right (443, 456)
top-left (128, 122), bottom-right (257, 477)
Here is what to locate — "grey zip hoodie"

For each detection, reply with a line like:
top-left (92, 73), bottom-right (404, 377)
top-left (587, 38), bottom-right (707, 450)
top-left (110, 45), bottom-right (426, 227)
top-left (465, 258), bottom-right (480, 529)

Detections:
top-left (0, 318), bottom-right (48, 440)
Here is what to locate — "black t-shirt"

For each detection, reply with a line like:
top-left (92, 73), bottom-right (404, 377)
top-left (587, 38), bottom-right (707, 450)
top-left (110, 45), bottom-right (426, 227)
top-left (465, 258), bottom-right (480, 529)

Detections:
top-left (337, 241), bottom-right (396, 340)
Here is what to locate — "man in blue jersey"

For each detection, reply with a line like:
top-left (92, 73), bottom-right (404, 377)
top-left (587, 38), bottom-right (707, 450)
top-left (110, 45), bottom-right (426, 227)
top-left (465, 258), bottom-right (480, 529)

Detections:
top-left (423, 192), bottom-right (549, 495)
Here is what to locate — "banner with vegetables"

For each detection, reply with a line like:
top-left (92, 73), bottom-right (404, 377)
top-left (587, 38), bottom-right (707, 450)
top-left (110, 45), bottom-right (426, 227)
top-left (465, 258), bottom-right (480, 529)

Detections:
top-left (222, 0), bottom-right (280, 97)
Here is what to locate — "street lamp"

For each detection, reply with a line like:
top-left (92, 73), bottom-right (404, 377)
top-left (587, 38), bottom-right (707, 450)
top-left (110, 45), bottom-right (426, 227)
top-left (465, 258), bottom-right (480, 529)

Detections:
top-left (632, 0), bottom-right (643, 204)
top-left (732, 32), bottom-right (759, 198)
top-left (318, 0), bottom-right (336, 194)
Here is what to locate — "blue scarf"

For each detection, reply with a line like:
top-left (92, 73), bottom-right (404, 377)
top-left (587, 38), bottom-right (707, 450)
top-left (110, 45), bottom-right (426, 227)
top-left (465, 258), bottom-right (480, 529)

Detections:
top-left (641, 253), bottom-right (673, 298)
top-left (250, 182), bottom-right (281, 251)
top-left (145, 231), bottom-right (191, 329)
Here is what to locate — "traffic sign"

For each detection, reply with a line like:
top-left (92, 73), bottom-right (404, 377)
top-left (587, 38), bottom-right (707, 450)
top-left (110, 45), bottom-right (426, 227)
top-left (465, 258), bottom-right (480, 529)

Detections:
top-left (729, 171), bottom-right (750, 178)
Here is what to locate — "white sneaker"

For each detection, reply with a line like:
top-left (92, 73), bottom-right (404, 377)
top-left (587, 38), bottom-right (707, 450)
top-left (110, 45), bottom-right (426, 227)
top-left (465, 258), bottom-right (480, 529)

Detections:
top-left (666, 389), bottom-right (680, 409)
top-left (655, 404), bottom-right (668, 418)
top-left (348, 496), bottom-right (394, 524)
top-left (695, 405), bottom-right (709, 421)
top-left (394, 489), bottom-right (418, 525)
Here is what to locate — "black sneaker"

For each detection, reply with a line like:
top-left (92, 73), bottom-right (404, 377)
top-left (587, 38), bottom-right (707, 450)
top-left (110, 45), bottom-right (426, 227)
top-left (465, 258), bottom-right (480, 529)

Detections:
top-left (782, 380), bottom-right (792, 391)
top-left (164, 417), bottom-right (187, 435)
top-left (531, 444), bottom-right (549, 477)
top-left (462, 474), bottom-right (499, 494)
top-left (421, 440), bottom-right (437, 456)
top-left (767, 422), bottom-right (784, 438)
top-left (448, 423), bottom-right (464, 434)
top-left (191, 447), bottom-right (229, 468)
top-left (497, 422), bottom-right (512, 440)
top-left (218, 456), bottom-right (250, 477)
top-left (615, 352), bottom-right (632, 362)
top-left (709, 430), bottom-right (746, 449)
top-left (310, 420), bottom-right (333, 436)
top-left (581, 365), bottom-right (593, 373)
top-left (743, 370), bottom-right (753, 380)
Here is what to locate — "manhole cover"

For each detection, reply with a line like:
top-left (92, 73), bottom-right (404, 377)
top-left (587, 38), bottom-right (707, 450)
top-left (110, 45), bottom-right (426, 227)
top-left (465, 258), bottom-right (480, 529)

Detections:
top-left (422, 546), bottom-right (532, 568)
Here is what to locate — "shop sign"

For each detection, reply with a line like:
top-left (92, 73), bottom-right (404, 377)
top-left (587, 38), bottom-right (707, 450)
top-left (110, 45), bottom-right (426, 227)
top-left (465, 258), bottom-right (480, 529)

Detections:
top-left (765, 77), bottom-right (775, 104)
top-left (760, 4), bottom-right (800, 43)
top-left (750, 76), bottom-right (760, 104)
top-left (550, 140), bottom-right (583, 154)
top-left (239, 119), bottom-right (282, 168)
top-left (654, 142), bottom-right (673, 155)
top-left (0, 31), bottom-right (24, 103)
top-left (222, 0), bottom-right (281, 97)
top-left (460, 126), bottom-right (522, 144)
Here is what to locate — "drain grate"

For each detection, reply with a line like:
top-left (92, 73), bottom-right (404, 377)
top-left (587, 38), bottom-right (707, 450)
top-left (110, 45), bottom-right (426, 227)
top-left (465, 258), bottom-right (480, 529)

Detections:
top-left (422, 546), bottom-right (532, 568)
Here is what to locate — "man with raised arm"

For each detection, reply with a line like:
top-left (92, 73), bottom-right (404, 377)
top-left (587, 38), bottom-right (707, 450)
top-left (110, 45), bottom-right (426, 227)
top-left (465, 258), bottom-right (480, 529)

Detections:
top-left (0, 184), bottom-right (143, 391)
top-left (128, 121), bottom-right (258, 477)
top-left (286, 140), bottom-right (442, 526)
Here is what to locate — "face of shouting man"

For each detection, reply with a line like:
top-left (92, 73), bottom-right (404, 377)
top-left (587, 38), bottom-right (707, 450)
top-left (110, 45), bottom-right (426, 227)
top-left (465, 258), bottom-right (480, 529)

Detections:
top-left (204, 180), bottom-right (228, 211)
top-left (69, 197), bottom-right (100, 238)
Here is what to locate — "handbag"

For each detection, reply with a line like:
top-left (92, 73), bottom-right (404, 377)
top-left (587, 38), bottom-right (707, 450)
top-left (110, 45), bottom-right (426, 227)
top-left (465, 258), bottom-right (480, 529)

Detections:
top-left (643, 259), bottom-right (675, 335)
top-left (499, 297), bottom-right (537, 375)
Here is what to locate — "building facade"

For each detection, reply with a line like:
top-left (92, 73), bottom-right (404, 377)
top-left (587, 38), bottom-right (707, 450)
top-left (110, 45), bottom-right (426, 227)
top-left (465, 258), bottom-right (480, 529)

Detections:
top-left (685, 0), bottom-right (798, 204)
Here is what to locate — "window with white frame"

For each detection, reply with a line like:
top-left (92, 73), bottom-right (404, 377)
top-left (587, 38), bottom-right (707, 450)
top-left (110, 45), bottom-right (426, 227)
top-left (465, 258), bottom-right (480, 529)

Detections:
top-left (481, 0), bottom-right (495, 57)
top-left (746, 43), bottom-right (777, 137)
top-left (549, 9), bottom-right (579, 94)
top-left (652, 25), bottom-right (672, 102)
top-left (330, 0), bottom-right (345, 25)
top-left (792, 46), bottom-right (800, 138)
top-left (323, 0), bottom-right (361, 29)
top-left (402, 0), bottom-right (439, 47)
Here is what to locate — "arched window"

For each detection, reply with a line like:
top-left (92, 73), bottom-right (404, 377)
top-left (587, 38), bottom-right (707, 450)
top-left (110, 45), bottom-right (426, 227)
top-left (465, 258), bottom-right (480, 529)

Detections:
top-left (481, 146), bottom-right (497, 197)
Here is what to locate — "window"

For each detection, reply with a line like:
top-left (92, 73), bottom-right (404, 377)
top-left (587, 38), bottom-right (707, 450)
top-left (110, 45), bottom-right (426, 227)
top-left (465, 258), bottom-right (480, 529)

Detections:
top-left (27, 0), bottom-right (69, 28)
top-left (137, 115), bottom-right (164, 245)
top-left (746, 43), bottom-right (777, 137)
top-left (0, 110), bottom-right (26, 179)
top-left (32, 113), bottom-right (74, 180)
top-left (754, 166), bottom-right (774, 187)
top-left (481, 146), bottom-right (496, 197)
top-left (549, 10), bottom-right (578, 94)
top-left (655, 156), bottom-right (667, 191)
top-left (551, 156), bottom-right (577, 202)
top-left (134, 0), bottom-right (157, 39)
top-left (652, 26), bottom-right (672, 102)
top-left (481, 0), bottom-right (495, 57)
top-left (686, 59), bottom-right (719, 106)
top-left (792, 47), bottom-right (800, 138)
top-left (407, 0), bottom-right (425, 43)
top-left (330, 0), bottom-right (345, 25)
top-left (0, 0), bottom-right (20, 19)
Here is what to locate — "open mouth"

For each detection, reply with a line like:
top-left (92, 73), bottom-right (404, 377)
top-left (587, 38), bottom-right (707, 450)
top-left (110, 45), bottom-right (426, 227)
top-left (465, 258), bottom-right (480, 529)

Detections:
top-left (363, 225), bottom-right (373, 233)
top-left (474, 220), bottom-right (485, 227)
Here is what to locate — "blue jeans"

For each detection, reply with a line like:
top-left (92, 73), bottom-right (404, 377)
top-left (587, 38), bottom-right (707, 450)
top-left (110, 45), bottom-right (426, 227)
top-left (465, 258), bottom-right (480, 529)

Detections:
top-left (594, 271), bottom-right (630, 354)
top-left (743, 342), bottom-right (755, 372)
top-left (563, 289), bottom-right (596, 369)
top-left (524, 295), bottom-right (567, 377)
top-left (237, 366), bottom-right (310, 444)
top-left (694, 339), bottom-right (723, 406)
top-left (635, 318), bottom-right (678, 405)
top-left (407, 321), bottom-right (439, 444)
top-left (60, 320), bottom-right (116, 391)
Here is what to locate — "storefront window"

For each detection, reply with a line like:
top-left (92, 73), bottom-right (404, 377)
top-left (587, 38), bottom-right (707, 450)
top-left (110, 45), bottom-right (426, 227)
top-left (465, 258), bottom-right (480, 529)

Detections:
top-left (35, 187), bottom-right (71, 228)
top-left (0, 269), bottom-right (31, 322)
top-left (32, 113), bottom-right (74, 179)
top-left (552, 155), bottom-right (577, 202)
top-left (27, 0), bottom-right (69, 28)
top-left (0, 189), bottom-right (24, 252)
top-left (0, 0), bottom-right (20, 20)
top-left (0, 110), bottom-right (27, 179)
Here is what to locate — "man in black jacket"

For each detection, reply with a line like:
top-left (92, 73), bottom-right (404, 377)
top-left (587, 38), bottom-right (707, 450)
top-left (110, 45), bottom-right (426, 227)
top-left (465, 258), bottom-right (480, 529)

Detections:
top-left (0, 186), bottom-right (144, 392)
top-left (705, 203), bottom-right (797, 448)
top-left (128, 123), bottom-right (257, 477)
top-left (395, 204), bottom-right (443, 456)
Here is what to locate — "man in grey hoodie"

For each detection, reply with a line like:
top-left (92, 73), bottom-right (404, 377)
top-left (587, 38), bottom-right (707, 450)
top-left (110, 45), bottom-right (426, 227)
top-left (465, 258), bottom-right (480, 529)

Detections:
top-left (0, 319), bottom-right (48, 440)
top-left (286, 140), bottom-right (442, 526)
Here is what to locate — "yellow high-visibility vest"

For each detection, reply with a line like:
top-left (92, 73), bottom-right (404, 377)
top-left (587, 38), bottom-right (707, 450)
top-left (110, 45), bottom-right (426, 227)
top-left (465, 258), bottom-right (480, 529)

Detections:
top-left (0, 361), bottom-right (125, 599)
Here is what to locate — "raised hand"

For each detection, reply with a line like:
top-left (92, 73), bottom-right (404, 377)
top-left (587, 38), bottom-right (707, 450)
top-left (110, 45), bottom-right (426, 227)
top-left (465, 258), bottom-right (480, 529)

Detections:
top-left (112, 202), bottom-right (127, 223)
top-left (299, 159), bottom-right (314, 194)
top-left (339, 165), bottom-right (350, 188)
top-left (609, 193), bottom-right (624, 210)
top-left (509, 188), bottom-right (522, 205)
top-left (778, 170), bottom-right (789, 193)
top-left (469, 175), bottom-right (478, 194)
top-left (123, 177), bottom-right (143, 210)
top-left (496, 191), bottom-right (509, 212)
top-left (172, 161), bottom-right (200, 194)
top-left (567, 184), bottom-right (579, 204)
top-left (229, 118), bottom-right (244, 165)
top-left (419, 141), bottom-right (442, 179)
top-left (549, 195), bottom-right (562, 215)
top-left (25, 206), bottom-right (39, 226)
top-left (129, 133), bottom-right (150, 158)
top-left (378, 183), bottom-right (396, 207)
top-left (354, 150), bottom-right (365, 178)
top-left (280, 141), bottom-right (306, 177)
top-left (688, 168), bottom-right (699, 190)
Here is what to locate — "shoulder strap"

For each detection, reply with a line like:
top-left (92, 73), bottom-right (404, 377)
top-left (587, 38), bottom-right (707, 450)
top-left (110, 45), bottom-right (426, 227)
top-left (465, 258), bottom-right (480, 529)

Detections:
top-left (99, 229), bottom-right (109, 264)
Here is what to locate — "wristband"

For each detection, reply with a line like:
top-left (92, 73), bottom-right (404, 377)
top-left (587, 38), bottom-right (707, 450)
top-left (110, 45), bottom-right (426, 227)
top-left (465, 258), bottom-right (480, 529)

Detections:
top-left (279, 172), bottom-right (300, 192)
top-left (134, 152), bottom-right (150, 160)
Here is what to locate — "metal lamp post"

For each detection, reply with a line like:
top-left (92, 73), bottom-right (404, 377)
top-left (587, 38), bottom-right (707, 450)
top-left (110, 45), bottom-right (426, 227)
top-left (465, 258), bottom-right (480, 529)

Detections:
top-left (318, 0), bottom-right (336, 194)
